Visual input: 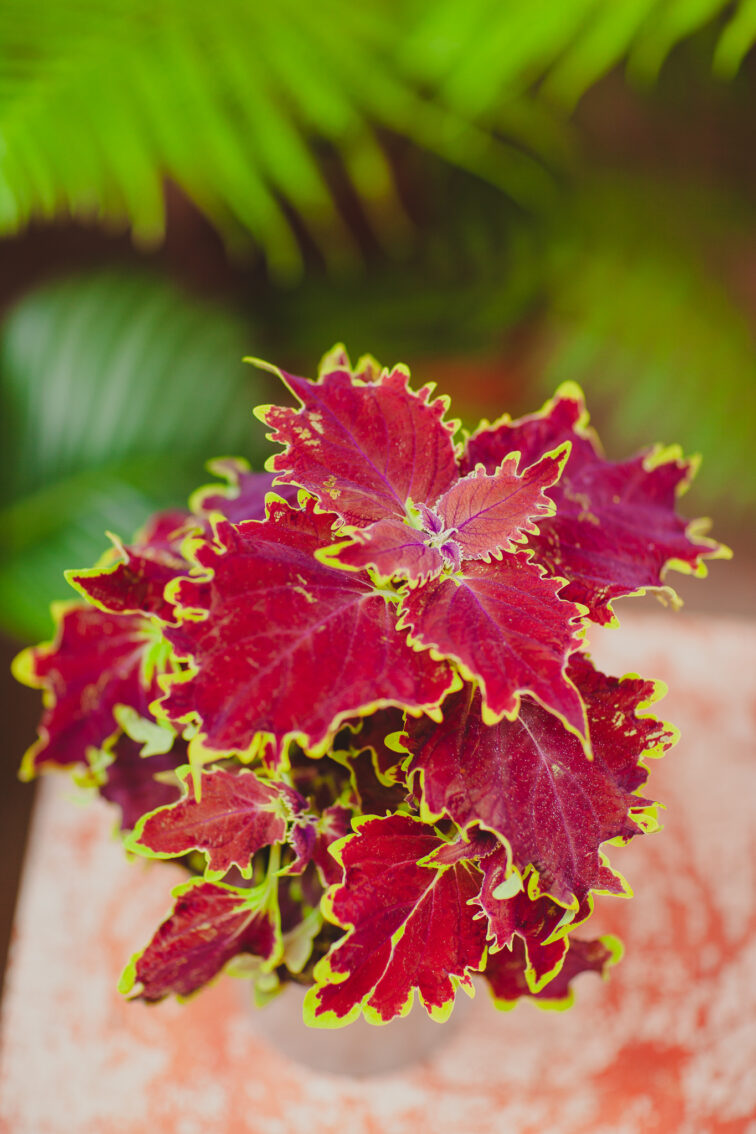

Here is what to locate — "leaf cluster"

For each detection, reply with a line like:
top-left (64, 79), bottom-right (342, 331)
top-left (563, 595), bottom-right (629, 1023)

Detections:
top-left (16, 347), bottom-right (724, 1026)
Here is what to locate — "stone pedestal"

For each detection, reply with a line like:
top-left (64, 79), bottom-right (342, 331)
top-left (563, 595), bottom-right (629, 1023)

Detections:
top-left (1, 613), bottom-right (754, 1132)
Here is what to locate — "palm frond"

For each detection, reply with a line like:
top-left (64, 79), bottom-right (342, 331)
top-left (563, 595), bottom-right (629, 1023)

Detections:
top-left (4, 1), bottom-right (754, 272)
top-left (403, 0), bottom-right (756, 116)
top-left (0, 0), bottom-right (563, 278)
top-left (0, 269), bottom-right (268, 639)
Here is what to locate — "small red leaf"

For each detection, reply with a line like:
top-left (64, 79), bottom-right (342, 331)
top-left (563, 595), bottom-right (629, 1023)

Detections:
top-left (312, 804), bottom-right (354, 886)
top-left (193, 459), bottom-right (299, 524)
top-left (286, 802), bottom-right (353, 886)
top-left (484, 934), bottom-right (620, 1007)
top-left (98, 735), bottom-right (185, 831)
top-left (130, 767), bottom-right (294, 878)
top-left (326, 517), bottom-right (445, 582)
top-left (122, 879), bottom-right (279, 1001)
top-left (68, 510), bottom-right (191, 622)
top-left (434, 448), bottom-right (565, 560)
top-left (473, 845), bottom-right (593, 990)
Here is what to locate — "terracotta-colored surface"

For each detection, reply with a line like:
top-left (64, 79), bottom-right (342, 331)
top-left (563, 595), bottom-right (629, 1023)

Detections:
top-left (1, 612), bottom-right (755, 1133)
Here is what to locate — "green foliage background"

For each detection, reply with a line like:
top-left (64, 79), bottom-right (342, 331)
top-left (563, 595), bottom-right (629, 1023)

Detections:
top-left (1, 0), bottom-right (755, 638)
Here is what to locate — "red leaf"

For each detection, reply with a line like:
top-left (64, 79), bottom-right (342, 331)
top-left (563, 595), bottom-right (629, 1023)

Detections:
top-left (326, 516), bottom-right (446, 582)
top-left (98, 735), bottom-right (185, 831)
top-left (192, 459), bottom-right (299, 524)
top-left (473, 845), bottom-right (595, 990)
top-left (121, 879), bottom-right (279, 1001)
top-left (305, 815), bottom-right (487, 1025)
top-left (14, 604), bottom-right (165, 777)
top-left (286, 801), bottom-right (354, 887)
top-left (68, 553), bottom-right (179, 624)
top-left (399, 553), bottom-right (586, 736)
top-left (474, 846), bottom-right (564, 949)
top-left (312, 804), bottom-right (353, 886)
top-left (484, 933), bottom-right (621, 1007)
top-left (129, 767), bottom-right (298, 879)
top-left (434, 448), bottom-right (566, 560)
top-left (464, 384), bottom-right (726, 624)
top-left (261, 364), bottom-right (459, 525)
top-left (403, 656), bottom-right (673, 906)
top-left (160, 499), bottom-right (456, 761)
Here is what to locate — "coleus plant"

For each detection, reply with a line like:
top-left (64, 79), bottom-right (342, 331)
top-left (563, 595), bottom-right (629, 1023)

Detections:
top-left (15, 345), bottom-right (726, 1027)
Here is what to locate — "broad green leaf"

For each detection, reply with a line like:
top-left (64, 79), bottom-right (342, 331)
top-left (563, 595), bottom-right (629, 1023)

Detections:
top-left (0, 270), bottom-right (269, 640)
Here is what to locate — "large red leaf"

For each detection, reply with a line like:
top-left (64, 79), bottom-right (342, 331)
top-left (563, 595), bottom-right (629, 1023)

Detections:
top-left (399, 553), bottom-right (586, 736)
top-left (160, 499), bottom-right (456, 762)
top-left (129, 767), bottom-right (304, 880)
top-left (260, 363), bottom-right (459, 525)
top-left (14, 604), bottom-right (166, 777)
top-left (305, 815), bottom-right (487, 1025)
top-left (403, 655), bottom-right (674, 906)
top-left (483, 933), bottom-right (621, 1008)
top-left (120, 879), bottom-right (279, 1001)
top-left (464, 384), bottom-right (726, 624)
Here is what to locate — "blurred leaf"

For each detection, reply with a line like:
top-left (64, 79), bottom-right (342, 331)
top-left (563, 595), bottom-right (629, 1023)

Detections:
top-left (0, 270), bottom-right (267, 641)
top-left (3, 0), bottom-right (754, 273)
top-left (540, 177), bottom-right (756, 510)
top-left (266, 167), bottom-right (543, 363)
top-left (0, 0), bottom-right (562, 277)
top-left (714, 0), bottom-right (756, 76)
top-left (402, 0), bottom-right (755, 119)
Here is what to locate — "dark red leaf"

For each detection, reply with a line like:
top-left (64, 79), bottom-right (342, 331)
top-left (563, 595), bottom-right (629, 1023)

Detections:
top-left (484, 933), bottom-right (621, 1007)
top-left (305, 815), bottom-right (487, 1025)
top-left (399, 553), bottom-right (586, 736)
top-left (464, 384), bottom-right (726, 624)
top-left (403, 655), bottom-right (673, 906)
top-left (98, 734), bottom-right (185, 831)
top-left (15, 604), bottom-right (166, 777)
top-left (261, 364), bottom-right (459, 525)
top-left (120, 879), bottom-right (279, 1001)
top-left (193, 459), bottom-right (299, 525)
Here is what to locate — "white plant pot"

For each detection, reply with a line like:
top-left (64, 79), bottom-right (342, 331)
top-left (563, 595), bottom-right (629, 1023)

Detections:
top-left (243, 981), bottom-right (474, 1076)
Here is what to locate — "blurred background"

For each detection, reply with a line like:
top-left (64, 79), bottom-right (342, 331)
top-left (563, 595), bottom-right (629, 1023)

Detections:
top-left (1, 0), bottom-right (755, 992)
